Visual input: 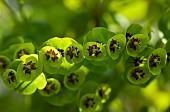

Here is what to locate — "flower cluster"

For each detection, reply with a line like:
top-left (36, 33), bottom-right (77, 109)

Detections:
top-left (0, 23), bottom-right (170, 112)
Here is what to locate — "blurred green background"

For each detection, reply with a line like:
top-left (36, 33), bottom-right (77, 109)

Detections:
top-left (0, 0), bottom-right (170, 112)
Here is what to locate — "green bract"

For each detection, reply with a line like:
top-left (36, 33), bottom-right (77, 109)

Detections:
top-left (125, 23), bottom-right (142, 42)
top-left (39, 46), bottom-right (63, 67)
top-left (126, 34), bottom-right (148, 57)
top-left (39, 78), bottom-right (61, 97)
top-left (148, 48), bottom-right (167, 75)
top-left (106, 34), bottom-right (126, 60)
top-left (64, 66), bottom-right (88, 91)
top-left (127, 66), bottom-right (152, 85)
top-left (79, 93), bottom-right (101, 112)
top-left (15, 72), bottom-right (47, 95)
top-left (17, 54), bottom-right (42, 81)
top-left (40, 37), bottom-right (83, 75)
top-left (2, 69), bottom-right (19, 88)
top-left (0, 55), bottom-right (10, 75)
top-left (14, 42), bottom-right (35, 59)
top-left (83, 42), bottom-right (106, 61)
top-left (64, 43), bottom-right (84, 64)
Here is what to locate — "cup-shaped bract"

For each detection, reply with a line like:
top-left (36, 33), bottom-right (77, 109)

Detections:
top-left (2, 69), bottom-right (19, 88)
top-left (64, 43), bottom-right (84, 64)
top-left (17, 54), bottom-right (42, 81)
top-left (14, 42), bottom-right (35, 59)
top-left (95, 84), bottom-right (111, 103)
top-left (83, 42), bottom-right (106, 61)
top-left (127, 66), bottom-right (152, 85)
top-left (39, 46), bottom-right (62, 67)
top-left (107, 34), bottom-right (126, 60)
top-left (125, 23), bottom-right (143, 42)
top-left (79, 93), bottom-right (101, 112)
top-left (64, 66), bottom-right (88, 91)
top-left (148, 48), bottom-right (167, 75)
top-left (39, 78), bottom-right (61, 97)
top-left (40, 37), bottom-right (83, 75)
top-left (126, 34), bottom-right (148, 57)
top-left (0, 55), bottom-right (10, 75)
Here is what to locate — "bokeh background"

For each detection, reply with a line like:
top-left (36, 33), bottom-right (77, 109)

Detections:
top-left (0, 0), bottom-right (170, 112)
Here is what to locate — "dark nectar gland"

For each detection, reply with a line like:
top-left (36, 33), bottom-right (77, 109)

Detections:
top-left (133, 57), bottom-right (143, 67)
top-left (17, 49), bottom-right (29, 58)
top-left (149, 54), bottom-right (160, 67)
top-left (87, 44), bottom-right (101, 57)
top-left (131, 68), bottom-right (145, 80)
top-left (129, 38), bottom-right (140, 50)
top-left (45, 49), bottom-right (59, 62)
top-left (23, 61), bottom-right (36, 74)
top-left (126, 33), bottom-right (133, 42)
top-left (83, 97), bottom-right (95, 108)
top-left (0, 58), bottom-right (7, 68)
top-left (43, 81), bottom-right (56, 94)
top-left (67, 73), bottom-right (79, 84)
top-left (109, 39), bottom-right (120, 53)
top-left (67, 46), bottom-right (80, 59)
top-left (7, 71), bottom-right (16, 83)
